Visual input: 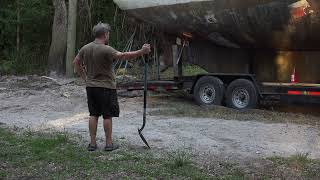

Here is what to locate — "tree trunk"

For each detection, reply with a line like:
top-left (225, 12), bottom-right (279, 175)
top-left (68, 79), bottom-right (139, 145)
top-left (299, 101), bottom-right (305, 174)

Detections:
top-left (16, 0), bottom-right (20, 54)
top-left (77, 0), bottom-right (92, 46)
top-left (66, 0), bottom-right (78, 77)
top-left (48, 0), bottom-right (67, 76)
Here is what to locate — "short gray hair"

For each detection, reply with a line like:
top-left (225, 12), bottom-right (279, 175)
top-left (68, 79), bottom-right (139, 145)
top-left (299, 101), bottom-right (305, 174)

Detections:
top-left (93, 22), bottom-right (111, 38)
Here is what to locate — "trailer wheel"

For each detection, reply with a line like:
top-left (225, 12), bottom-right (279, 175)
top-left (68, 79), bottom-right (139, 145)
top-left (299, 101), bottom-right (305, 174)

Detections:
top-left (226, 79), bottom-right (258, 110)
top-left (193, 76), bottom-right (224, 107)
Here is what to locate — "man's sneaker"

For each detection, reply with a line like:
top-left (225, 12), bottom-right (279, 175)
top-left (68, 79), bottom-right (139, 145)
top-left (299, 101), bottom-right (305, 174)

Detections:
top-left (87, 144), bottom-right (98, 151)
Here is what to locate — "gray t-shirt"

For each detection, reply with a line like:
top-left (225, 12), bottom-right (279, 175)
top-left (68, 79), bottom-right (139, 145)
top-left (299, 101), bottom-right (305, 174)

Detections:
top-left (77, 41), bottom-right (119, 89)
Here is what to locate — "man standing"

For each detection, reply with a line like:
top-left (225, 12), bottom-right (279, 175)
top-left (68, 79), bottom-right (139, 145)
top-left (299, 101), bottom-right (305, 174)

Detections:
top-left (73, 22), bottom-right (151, 151)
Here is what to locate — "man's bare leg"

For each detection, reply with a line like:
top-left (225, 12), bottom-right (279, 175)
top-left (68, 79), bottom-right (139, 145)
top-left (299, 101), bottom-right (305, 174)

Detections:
top-left (103, 118), bottom-right (113, 145)
top-left (89, 116), bottom-right (99, 146)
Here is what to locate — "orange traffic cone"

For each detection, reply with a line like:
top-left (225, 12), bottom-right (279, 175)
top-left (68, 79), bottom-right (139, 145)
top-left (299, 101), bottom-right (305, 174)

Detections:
top-left (291, 67), bottom-right (298, 83)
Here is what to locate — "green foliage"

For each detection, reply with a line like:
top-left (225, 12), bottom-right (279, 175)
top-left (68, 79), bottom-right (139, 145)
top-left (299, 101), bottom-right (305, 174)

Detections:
top-left (0, 1), bottom-right (17, 59)
top-left (77, 1), bottom-right (128, 51)
top-left (0, 0), bottom-right (53, 75)
top-left (0, 0), bottom-right (132, 75)
top-left (0, 60), bottom-right (15, 74)
top-left (0, 46), bottom-right (47, 75)
top-left (91, 1), bottom-right (125, 50)
top-left (0, 170), bottom-right (7, 178)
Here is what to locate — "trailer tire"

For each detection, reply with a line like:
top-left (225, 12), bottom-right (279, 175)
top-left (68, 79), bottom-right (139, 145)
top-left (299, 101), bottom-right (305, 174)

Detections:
top-left (226, 79), bottom-right (258, 110)
top-left (193, 76), bottom-right (224, 107)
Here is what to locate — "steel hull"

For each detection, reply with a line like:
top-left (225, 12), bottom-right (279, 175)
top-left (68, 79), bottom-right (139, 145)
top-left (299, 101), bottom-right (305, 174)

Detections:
top-left (114, 0), bottom-right (320, 50)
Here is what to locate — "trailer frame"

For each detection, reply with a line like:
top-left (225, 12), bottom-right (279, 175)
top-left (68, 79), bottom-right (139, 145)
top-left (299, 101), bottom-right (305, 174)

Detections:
top-left (118, 73), bottom-right (320, 110)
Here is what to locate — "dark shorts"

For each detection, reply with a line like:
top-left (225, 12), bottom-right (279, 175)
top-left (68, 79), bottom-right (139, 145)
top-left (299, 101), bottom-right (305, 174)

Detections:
top-left (86, 87), bottom-right (120, 119)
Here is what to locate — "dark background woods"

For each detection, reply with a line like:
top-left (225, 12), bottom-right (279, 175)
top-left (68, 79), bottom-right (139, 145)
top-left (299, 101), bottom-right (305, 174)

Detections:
top-left (0, 0), bottom-right (132, 75)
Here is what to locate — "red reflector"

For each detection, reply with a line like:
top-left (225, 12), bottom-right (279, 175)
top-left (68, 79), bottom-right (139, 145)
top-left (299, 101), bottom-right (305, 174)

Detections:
top-left (288, 91), bottom-right (320, 96)
top-left (309, 92), bottom-right (320, 96)
top-left (288, 91), bottom-right (302, 95)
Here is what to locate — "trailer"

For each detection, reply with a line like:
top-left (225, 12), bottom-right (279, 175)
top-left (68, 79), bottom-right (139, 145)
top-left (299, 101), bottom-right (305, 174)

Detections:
top-left (114, 0), bottom-right (320, 110)
top-left (118, 52), bottom-right (320, 110)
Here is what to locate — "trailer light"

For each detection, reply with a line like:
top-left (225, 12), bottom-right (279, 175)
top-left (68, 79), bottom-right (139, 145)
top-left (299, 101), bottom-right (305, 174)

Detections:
top-left (308, 91), bottom-right (320, 96)
top-left (288, 91), bottom-right (320, 96)
top-left (288, 91), bottom-right (302, 95)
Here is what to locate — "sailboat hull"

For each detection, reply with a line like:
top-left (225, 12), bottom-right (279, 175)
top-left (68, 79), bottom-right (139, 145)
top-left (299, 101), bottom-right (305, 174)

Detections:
top-left (114, 0), bottom-right (320, 50)
top-left (113, 0), bottom-right (320, 83)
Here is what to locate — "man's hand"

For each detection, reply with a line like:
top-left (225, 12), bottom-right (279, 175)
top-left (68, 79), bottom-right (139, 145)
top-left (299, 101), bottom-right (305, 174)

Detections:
top-left (114, 43), bottom-right (152, 60)
top-left (73, 57), bottom-right (87, 81)
top-left (141, 44), bottom-right (151, 54)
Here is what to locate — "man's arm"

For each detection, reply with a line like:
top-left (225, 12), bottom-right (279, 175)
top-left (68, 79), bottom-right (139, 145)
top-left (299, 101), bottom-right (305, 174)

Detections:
top-left (114, 44), bottom-right (151, 61)
top-left (73, 56), bottom-right (86, 81)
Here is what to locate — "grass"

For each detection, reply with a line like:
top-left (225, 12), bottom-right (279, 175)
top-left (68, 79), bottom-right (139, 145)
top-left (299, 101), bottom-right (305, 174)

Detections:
top-left (0, 127), bottom-right (236, 179)
top-left (167, 150), bottom-right (192, 168)
top-left (268, 154), bottom-right (320, 179)
top-left (1, 127), bottom-right (320, 179)
top-left (148, 92), bottom-right (320, 126)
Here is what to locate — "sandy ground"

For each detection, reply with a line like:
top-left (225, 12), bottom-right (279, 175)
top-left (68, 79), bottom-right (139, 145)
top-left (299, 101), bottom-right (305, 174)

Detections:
top-left (0, 76), bottom-right (320, 161)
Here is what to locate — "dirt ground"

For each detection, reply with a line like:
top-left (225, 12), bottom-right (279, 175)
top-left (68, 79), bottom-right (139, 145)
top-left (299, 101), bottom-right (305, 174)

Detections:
top-left (1, 75), bottom-right (320, 163)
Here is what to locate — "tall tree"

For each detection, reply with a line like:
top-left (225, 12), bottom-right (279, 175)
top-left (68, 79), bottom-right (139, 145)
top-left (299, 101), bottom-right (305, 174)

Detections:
top-left (66, 0), bottom-right (78, 77)
top-left (16, 0), bottom-right (20, 54)
top-left (77, 0), bottom-right (92, 47)
top-left (48, 0), bottom-right (67, 76)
